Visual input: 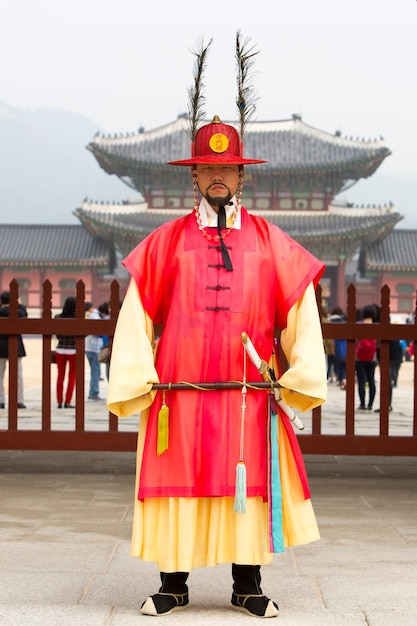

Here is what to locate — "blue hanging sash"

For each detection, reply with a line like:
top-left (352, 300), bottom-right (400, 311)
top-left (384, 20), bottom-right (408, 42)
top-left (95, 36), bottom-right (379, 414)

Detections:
top-left (267, 393), bottom-right (284, 553)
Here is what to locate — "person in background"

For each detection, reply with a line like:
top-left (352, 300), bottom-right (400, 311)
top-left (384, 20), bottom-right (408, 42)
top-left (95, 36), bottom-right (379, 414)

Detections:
top-left (329, 306), bottom-right (347, 389)
top-left (98, 301), bottom-right (110, 380)
top-left (54, 296), bottom-right (77, 409)
top-left (389, 336), bottom-right (403, 388)
top-left (321, 306), bottom-right (336, 382)
top-left (0, 291), bottom-right (27, 409)
top-left (401, 339), bottom-right (410, 362)
top-left (85, 301), bottom-right (104, 401)
top-left (355, 304), bottom-right (377, 411)
top-left (371, 304), bottom-right (398, 413)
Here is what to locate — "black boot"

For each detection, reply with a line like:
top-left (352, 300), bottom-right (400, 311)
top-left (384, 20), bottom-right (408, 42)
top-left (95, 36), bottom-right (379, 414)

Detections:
top-left (140, 571), bottom-right (189, 616)
top-left (231, 564), bottom-right (279, 618)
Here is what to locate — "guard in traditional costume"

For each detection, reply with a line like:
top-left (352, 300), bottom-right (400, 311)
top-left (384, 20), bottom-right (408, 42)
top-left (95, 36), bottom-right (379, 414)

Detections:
top-left (108, 34), bottom-right (327, 618)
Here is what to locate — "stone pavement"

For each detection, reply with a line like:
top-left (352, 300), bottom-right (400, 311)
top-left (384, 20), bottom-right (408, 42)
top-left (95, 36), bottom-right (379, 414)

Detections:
top-left (0, 344), bottom-right (416, 625)
top-left (1, 452), bottom-right (416, 626)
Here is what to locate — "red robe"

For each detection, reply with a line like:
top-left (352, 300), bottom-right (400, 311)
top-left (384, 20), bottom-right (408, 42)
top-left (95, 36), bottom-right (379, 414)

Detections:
top-left (123, 207), bottom-right (324, 500)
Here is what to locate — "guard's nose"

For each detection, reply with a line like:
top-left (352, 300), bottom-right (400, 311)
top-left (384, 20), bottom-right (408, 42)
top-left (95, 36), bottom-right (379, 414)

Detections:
top-left (211, 170), bottom-right (224, 181)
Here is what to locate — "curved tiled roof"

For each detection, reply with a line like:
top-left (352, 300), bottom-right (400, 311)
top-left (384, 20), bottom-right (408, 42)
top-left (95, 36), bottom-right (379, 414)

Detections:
top-left (75, 201), bottom-right (400, 237)
top-left (74, 201), bottom-right (402, 264)
top-left (0, 224), bottom-right (113, 267)
top-left (88, 116), bottom-right (390, 176)
top-left (365, 229), bottom-right (417, 271)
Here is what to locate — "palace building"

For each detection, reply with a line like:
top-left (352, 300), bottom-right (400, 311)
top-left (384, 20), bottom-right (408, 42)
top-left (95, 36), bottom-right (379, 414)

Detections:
top-left (76, 114), bottom-right (409, 312)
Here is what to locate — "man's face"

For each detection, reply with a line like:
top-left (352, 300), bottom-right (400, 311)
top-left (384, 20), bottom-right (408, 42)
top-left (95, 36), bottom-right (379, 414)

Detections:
top-left (194, 164), bottom-right (240, 211)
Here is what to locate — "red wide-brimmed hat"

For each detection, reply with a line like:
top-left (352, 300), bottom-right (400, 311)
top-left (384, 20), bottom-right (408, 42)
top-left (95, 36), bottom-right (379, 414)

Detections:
top-left (168, 115), bottom-right (267, 166)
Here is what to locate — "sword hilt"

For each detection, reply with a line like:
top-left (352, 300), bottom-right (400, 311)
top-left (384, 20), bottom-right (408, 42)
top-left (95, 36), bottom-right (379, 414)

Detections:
top-left (241, 331), bottom-right (304, 430)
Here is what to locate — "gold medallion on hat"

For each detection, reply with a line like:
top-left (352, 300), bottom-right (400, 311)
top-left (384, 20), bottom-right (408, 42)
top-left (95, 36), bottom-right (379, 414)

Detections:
top-left (209, 133), bottom-right (229, 153)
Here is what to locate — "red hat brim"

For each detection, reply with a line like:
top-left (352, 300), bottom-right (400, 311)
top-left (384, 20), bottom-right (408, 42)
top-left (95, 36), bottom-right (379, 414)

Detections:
top-left (167, 155), bottom-right (268, 166)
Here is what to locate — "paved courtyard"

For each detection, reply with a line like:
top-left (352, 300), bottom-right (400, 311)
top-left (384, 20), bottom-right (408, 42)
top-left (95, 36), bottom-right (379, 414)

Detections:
top-left (0, 339), bottom-right (416, 625)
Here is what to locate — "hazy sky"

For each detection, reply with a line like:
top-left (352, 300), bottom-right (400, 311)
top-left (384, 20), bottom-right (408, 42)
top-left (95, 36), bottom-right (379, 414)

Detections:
top-left (1, 0), bottom-right (417, 219)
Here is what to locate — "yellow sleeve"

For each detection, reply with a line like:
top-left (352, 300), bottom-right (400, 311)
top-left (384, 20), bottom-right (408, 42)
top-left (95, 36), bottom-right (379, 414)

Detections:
top-left (278, 282), bottom-right (327, 412)
top-left (107, 279), bottom-right (159, 417)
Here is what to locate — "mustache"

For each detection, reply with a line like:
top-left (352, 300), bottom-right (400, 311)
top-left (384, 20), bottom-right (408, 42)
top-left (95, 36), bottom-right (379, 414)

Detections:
top-left (207, 183), bottom-right (229, 191)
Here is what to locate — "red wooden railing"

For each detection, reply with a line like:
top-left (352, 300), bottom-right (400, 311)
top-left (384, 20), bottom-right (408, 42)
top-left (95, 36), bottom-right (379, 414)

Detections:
top-left (0, 280), bottom-right (416, 455)
top-left (306, 284), bottom-right (417, 455)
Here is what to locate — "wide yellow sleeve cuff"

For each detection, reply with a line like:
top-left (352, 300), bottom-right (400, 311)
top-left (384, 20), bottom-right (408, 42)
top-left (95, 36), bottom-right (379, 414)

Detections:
top-left (107, 280), bottom-right (159, 417)
top-left (278, 283), bottom-right (327, 412)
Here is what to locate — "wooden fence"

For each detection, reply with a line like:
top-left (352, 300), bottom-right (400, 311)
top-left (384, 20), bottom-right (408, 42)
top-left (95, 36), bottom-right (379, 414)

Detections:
top-left (0, 280), bottom-right (416, 455)
top-left (311, 284), bottom-right (417, 455)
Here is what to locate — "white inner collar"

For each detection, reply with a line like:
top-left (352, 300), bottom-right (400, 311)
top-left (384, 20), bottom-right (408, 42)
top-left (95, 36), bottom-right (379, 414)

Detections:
top-left (198, 196), bottom-right (241, 229)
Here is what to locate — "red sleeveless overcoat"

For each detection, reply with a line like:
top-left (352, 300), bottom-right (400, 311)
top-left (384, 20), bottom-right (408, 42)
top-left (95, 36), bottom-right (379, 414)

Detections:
top-left (123, 208), bottom-right (324, 500)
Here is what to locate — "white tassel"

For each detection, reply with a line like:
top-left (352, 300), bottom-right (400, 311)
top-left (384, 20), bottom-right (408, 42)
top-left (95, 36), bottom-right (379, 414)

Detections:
top-left (234, 462), bottom-right (247, 513)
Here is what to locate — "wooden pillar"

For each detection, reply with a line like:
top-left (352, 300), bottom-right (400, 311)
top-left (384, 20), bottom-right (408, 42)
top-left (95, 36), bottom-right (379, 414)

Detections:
top-left (91, 270), bottom-right (102, 306)
top-left (39, 269), bottom-right (47, 309)
top-left (337, 257), bottom-right (346, 310)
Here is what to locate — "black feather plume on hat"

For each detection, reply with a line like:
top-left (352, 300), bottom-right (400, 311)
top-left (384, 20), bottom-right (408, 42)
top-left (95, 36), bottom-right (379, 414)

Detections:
top-left (187, 37), bottom-right (213, 140)
top-left (235, 31), bottom-right (259, 140)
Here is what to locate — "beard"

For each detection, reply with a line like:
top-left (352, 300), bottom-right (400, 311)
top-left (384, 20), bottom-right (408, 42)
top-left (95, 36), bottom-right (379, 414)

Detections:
top-left (204, 184), bottom-right (233, 208)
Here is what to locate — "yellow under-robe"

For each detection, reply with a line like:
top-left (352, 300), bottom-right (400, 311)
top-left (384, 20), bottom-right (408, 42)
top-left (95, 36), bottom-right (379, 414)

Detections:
top-left (108, 280), bottom-right (326, 572)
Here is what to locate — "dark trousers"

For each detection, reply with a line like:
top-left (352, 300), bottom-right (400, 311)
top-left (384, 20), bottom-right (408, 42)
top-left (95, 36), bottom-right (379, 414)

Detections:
top-left (355, 360), bottom-right (376, 408)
